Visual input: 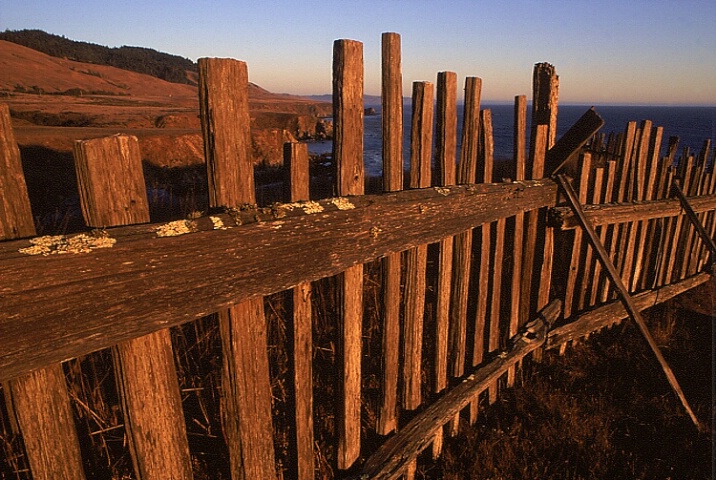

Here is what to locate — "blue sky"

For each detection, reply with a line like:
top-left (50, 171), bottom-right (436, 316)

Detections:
top-left (1, 0), bottom-right (715, 105)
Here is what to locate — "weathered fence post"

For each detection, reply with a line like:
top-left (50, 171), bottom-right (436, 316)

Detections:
top-left (507, 94), bottom-right (527, 387)
top-left (73, 133), bottom-right (194, 480)
top-left (431, 69), bottom-right (457, 458)
top-left (0, 103), bottom-right (86, 480)
top-left (448, 76), bottom-right (481, 434)
top-left (521, 62), bottom-right (558, 331)
top-left (198, 57), bottom-right (277, 480)
top-left (449, 76), bottom-right (481, 378)
top-left (284, 141), bottom-right (315, 480)
top-left (402, 80), bottom-right (433, 411)
top-left (333, 38), bottom-right (365, 470)
top-left (378, 31), bottom-right (403, 437)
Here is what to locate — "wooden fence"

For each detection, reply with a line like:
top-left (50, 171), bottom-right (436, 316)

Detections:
top-left (1, 32), bottom-right (714, 479)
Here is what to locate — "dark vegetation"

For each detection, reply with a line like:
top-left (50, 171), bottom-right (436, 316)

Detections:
top-left (0, 29), bottom-right (198, 86)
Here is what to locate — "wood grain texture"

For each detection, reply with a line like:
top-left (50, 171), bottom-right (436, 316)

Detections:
top-left (449, 76), bottom-right (481, 378)
top-left (402, 81), bottom-right (433, 410)
top-left (433, 71), bottom-right (457, 394)
top-left (198, 57), bottom-right (276, 480)
top-left (377, 32), bottom-right (403, 436)
top-left (1, 104), bottom-right (86, 480)
top-left (0, 181), bottom-right (558, 382)
top-left (74, 134), bottom-right (193, 480)
top-left (333, 38), bottom-right (365, 470)
top-left (284, 142), bottom-right (315, 480)
top-left (73, 134), bottom-right (150, 227)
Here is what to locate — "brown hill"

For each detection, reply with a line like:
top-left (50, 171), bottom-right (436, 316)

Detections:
top-left (0, 40), bottom-right (331, 166)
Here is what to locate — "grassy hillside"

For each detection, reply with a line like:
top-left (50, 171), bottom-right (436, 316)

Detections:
top-left (0, 29), bottom-right (197, 85)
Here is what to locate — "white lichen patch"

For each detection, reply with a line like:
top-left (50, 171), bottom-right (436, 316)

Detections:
top-left (301, 201), bottom-right (324, 214)
top-left (210, 216), bottom-right (228, 230)
top-left (434, 186), bottom-right (451, 196)
top-left (156, 220), bottom-right (195, 237)
top-left (330, 197), bottom-right (355, 210)
top-left (19, 233), bottom-right (116, 256)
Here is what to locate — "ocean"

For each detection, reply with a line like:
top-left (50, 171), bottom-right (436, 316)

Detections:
top-left (309, 105), bottom-right (716, 178)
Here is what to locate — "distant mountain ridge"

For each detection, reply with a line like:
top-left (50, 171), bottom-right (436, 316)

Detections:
top-left (0, 29), bottom-right (197, 86)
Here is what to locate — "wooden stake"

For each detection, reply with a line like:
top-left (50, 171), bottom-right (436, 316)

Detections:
top-left (556, 173), bottom-right (704, 432)
top-left (333, 39), bottom-right (365, 470)
top-left (74, 134), bottom-right (193, 480)
top-left (432, 70), bottom-right (457, 458)
top-left (402, 81), bottom-right (433, 410)
top-left (198, 57), bottom-right (276, 480)
top-left (284, 142), bottom-right (315, 480)
top-left (378, 32), bottom-right (403, 436)
top-left (449, 76), bottom-right (481, 377)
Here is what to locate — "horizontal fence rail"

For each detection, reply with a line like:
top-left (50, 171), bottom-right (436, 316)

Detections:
top-left (1, 31), bottom-right (714, 480)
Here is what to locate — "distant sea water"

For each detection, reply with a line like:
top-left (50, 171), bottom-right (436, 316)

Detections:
top-left (309, 104), bottom-right (716, 178)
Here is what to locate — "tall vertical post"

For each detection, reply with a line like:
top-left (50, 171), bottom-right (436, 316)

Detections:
top-left (333, 39), bottom-right (365, 470)
top-left (198, 57), bottom-right (276, 480)
top-left (402, 81), bottom-right (434, 411)
top-left (377, 32), bottom-right (403, 436)
top-left (507, 95), bottom-right (527, 387)
top-left (449, 76), bottom-right (481, 378)
top-left (431, 71), bottom-right (457, 458)
top-left (0, 104), bottom-right (86, 480)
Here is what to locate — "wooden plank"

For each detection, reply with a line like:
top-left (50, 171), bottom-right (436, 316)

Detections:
top-left (74, 134), bottom-right (193, 480)
top-left (431, 70), bottom-right (457, 458)
top-left (578, 166), bottom-right (604, 311)
top-left (549, 193), bottom-right (716, 229)
top-left (633, 125), bottom-right (663, 291)
top-left (0, 181), bottom-right (558, 382)
top-left (507, 95), bottom-right (527, 388)
top-left (482, 109), bottom-right (504, 409)
top-left (562, 153), bottom-right (592, 319)
top-left (198, 57), bottom-right (276, 480)
top-left (613, 123), bottom-right (638, 284)
top-left (520, 124), bottom-right (549, 325)
top-left (361, 300), bottom-right (562, 480)
top-left (333, 38), bottom-right (364, 470)
top-left (665, 156), bottom-right (694, 283)
top-left (402, 81), bottom-right (433, 410)
top-left (546, 272), bottom-right (711, 349)
top-left (594, 160), bottom-right (617, 304)
top-left (284, 142), bottom-right (315, 480)
top-left (620, 122), bottom-right (652, 289)
top-left (377, 32), bottom-right (403, 436)
top-left (433, 71), bottom-right (457, 394)
top-left (449, 77), bottom-right (481, 378)
top-left (0, 103), bottom-right (86, 480)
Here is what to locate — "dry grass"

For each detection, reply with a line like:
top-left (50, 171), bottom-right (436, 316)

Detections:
top-left (419, 302), bottom-right (713, 480)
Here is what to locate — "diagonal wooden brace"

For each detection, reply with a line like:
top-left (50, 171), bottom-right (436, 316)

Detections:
top-left (671, 178), bottom-right (716, 270)
top-left (555, 173), bottom-right (704, 432)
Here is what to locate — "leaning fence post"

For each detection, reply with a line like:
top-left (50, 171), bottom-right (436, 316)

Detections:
top-left (333, 38), bottom-right (365, 471)
top-left (0, 103), bottom-right (86, 480)
top-left (73, 133), bottom-right (194, 479)
top-left (198, 57), bottom-right (277, 480)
